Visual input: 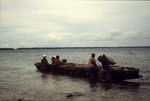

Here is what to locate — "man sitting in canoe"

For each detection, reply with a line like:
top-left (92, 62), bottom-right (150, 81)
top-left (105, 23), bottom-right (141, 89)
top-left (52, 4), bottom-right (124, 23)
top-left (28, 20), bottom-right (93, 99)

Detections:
top-left (51, 56), bottom-right (55, 64)
top-left (88, 53), bottom-right (99, 80)
top-left (41, 55), bottom-right (49, 69)
top-left (54, 55), bottom-right (62, 65)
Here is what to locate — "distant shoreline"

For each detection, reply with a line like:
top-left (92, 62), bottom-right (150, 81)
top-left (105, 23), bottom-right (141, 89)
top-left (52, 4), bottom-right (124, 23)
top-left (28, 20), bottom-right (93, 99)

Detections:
top-left (0, 48), bottom-right (14, 50)
top-left (0, 46), bottom-right (150, 50)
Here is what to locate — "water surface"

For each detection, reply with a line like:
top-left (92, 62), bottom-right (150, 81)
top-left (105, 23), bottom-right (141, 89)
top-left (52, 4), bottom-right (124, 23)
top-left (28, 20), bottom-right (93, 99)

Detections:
top-left (0, 47), bottom-right (150, 101)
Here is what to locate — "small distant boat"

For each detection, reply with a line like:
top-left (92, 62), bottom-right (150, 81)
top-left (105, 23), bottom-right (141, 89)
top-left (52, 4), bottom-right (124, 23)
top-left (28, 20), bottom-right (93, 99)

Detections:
top-left (34, 62), bottom-right (141, 82)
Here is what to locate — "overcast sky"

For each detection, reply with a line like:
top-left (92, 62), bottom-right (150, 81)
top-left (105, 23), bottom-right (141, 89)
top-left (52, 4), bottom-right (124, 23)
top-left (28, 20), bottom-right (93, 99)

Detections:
top-left (0, 0), bottom-right (150, 48)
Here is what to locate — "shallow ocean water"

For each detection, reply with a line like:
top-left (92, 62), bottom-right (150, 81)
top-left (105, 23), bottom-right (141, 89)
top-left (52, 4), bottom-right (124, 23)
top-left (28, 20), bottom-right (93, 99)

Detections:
top-left (0, 47), bottom-right (150, 101)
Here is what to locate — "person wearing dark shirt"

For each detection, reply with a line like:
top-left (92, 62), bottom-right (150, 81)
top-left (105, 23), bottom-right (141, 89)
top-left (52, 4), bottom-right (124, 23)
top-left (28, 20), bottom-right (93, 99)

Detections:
top-left (98, 55), bottom-right (112, 82)
top-left (41, 55), bottom-right (49, 70)
top-left (101, 55), bottom-right (110, 71)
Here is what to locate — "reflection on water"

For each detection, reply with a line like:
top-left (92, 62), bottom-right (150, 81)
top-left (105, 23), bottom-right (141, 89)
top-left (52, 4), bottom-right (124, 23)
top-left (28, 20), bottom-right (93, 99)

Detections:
top-left (38, 72), bottom-right (143, 101)
top-left (40, 72), bottom-right (141, 89)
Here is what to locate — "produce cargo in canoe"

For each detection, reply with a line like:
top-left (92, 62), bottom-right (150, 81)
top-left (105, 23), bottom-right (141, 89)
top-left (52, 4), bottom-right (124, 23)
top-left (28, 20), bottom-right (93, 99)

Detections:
top-left (34, 62), bottom-right (141, 81)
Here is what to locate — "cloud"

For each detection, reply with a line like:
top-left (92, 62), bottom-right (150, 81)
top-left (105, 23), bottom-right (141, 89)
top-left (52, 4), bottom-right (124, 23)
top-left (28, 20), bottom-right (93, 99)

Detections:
top-left (0, 0), bottom-right (150, 48)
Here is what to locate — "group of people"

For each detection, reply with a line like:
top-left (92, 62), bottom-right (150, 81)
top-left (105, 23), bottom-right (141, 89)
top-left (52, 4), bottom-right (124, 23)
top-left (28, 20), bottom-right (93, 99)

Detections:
top-left (41, 53), bottom-right (112, 81)
top-left (41, 55), bottom-right (62, 66)
top-left (88, 53), bottom-right (112, 81)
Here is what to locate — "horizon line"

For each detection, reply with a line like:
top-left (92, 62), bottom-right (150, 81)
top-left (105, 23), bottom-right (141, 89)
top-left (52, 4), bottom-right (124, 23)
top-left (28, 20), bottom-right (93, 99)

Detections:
top-left (0, 46), bottom-right (150, 50)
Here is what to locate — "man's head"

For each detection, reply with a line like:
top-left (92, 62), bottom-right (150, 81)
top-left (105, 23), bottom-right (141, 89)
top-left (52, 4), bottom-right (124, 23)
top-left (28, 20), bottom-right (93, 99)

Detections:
top-left (91, 53), bottom-right (95, 58)
top-left (56, 55), bottom-right (60, 59)
top-left (51, 56), bottom-right (55, 60)
top-left (97, 55), bottom-right (102, 61)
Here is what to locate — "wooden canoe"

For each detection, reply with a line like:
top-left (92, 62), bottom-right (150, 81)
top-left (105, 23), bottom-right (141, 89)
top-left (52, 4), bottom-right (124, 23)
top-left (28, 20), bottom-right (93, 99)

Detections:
top-left (34, 62), bottom-right (141, 81)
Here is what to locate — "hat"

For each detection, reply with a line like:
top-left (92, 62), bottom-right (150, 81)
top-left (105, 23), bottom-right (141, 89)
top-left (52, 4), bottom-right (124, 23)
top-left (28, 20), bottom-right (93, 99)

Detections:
top-left (43, 55), bottom-right (47, 57)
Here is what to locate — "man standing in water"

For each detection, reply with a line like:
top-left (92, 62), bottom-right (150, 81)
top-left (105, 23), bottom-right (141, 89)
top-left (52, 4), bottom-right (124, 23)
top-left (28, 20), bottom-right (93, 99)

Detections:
top-left (88, 53), bottom-right (99, 80)
top-left (98, 55), bottom-right (112, 82)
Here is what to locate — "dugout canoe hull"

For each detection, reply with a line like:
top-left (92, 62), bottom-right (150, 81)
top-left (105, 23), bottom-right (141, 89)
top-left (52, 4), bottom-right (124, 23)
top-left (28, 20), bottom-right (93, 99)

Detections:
top-left (34, 62), bottom-right (141, 81)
